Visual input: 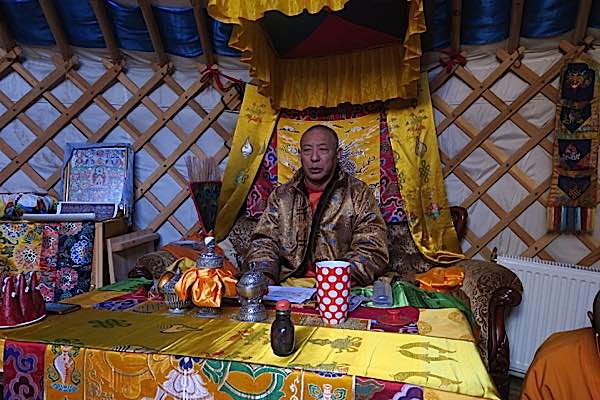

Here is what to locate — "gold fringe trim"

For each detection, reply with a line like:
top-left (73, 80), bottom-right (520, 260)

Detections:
top-left (207, 0), bottom-right (425, 110)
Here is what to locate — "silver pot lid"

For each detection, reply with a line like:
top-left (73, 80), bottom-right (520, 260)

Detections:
top-left (237, 262), bottom-right (268, 291)
top-left (197, 236), bottom-right (223, 269)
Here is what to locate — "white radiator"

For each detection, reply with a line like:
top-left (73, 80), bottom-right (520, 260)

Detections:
top-left (496, 255), bottom-right (600, 375)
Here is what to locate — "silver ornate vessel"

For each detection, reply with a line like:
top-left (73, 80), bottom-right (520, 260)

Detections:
top-left (195, 236), bottom-right (224, 317)
top-left (197, 236), bottom-right (223, 269)
top-left (237, 262), bottom-right (268, 322)
top-left (161, 267), bottom-right (192, 314)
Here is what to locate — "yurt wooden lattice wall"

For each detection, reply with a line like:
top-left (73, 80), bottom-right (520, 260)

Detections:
top-left (1, 0), bottom-right (600, 266)
top-left (0, 0), bottom-right (241, 243)
top-left (431, 40), bottom-right (596, 264)
top-left (430, 0), bottom-right (600, 267)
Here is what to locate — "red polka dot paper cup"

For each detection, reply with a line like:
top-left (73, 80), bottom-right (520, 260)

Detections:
top-left (315, 260), bottom-right (351, 325)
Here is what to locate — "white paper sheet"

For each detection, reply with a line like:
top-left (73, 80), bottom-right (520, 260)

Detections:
top-left (264, 286), bottom-right (316, 304)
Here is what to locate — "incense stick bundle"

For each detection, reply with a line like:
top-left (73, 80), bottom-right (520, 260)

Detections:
top-left (186, 155), bottom-right (222, 182)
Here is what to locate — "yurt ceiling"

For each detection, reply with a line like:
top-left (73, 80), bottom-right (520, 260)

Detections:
top-left (1, 0), bottom-right (600, 267)
top-left (0, 1), bottom-right (598, 56)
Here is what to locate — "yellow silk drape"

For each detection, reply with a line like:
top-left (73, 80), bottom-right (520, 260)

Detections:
top-left (416, 266), bottom-right (465, 292)
top-left (66, 291), bottom-right (476, 344)
top-left (172, 258), bottom-right (238, 308)
top-left (215, 85), bottom-right (278, 241)
top-left (217, 80), bottom-right (464, 262)
top-left (206, 0), bottom-right (349, 22)
top-left (387, 74), bottom-right (464, 263)
top-left (207, 0), bottom-right (425, 110)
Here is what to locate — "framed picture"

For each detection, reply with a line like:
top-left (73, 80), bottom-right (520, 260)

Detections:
top-left (62, 143), bottom-right (134, 224)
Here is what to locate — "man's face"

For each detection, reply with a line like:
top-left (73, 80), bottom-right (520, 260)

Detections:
top-left (300, 128), bottom-right (338, 186)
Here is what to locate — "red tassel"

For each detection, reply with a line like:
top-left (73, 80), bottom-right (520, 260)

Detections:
top-left (439, 52), bottom-right (467, 73)
top-left (200, 64), bottom-right (243, 92)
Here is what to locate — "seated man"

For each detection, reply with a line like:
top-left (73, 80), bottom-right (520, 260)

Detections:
top-left (246, 125), bottom-right (389, 286)
top-left (521, 289), bottom-right (600, 399)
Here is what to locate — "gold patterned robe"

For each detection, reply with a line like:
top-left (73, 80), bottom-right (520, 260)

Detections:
top-left (246, 165), bottom-right (389, 286)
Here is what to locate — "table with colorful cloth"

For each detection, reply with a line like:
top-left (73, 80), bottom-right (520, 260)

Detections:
top-left (0, 283), bottom-right (500, 400)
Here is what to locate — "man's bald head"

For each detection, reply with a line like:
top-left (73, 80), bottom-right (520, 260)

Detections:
top-left (300, 125), bottom-right (339, 149)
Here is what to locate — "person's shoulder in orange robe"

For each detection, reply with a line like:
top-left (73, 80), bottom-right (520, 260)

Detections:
top-left (521, 327), bottom-right (600, 399)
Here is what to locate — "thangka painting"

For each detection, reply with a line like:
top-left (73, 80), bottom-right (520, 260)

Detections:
top-left (547, 56), bottom-right (600, 233)
top-left (246, 104), bottom-right (406, 224)
top-left (277, 113), bottom-right (381, 197)
top-left (62, 143), bottom-right (134, 222)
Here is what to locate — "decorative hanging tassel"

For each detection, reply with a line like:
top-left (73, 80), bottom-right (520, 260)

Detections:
top-left (548, 206), bottom-right (594, 233)
top-left (547, 57), bottom-right (599, 234)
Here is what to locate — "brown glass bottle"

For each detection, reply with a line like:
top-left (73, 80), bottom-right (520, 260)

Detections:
top-left (270, 300), bottom-right (295, 356)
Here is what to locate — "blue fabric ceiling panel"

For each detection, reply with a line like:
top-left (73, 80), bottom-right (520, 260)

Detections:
top-left (154, 5), bottom-right (203, 57)
top-left (462, 0), bottom-right (511, 45)
top-left (105, 0), bottom-right (153, 53)
top-left (105, 1), bottom-right (237, 58)
top-left (0, 0), bottom-right (237, 58)
top-left (211, 20), bottom-right (241, 57)
top-left (521, 0), bottom-right (578, 38)
top-left (0, 0), bottom-right (54, 46)
top-left (424, 0), bottom-right (451, 50)
top-left (54, 0), bottom-right (105, 48)
top-left (588, 0), bottom-right (600, 29)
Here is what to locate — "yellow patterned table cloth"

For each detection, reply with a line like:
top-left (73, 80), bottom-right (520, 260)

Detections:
top-left (1, 304), bottom-right (498, 400)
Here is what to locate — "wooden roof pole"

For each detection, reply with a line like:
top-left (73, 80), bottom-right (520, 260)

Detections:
top-left (190, 0), bottom-right (216, 65)
top-left (506, 0), bottom-right (524, 54)
top-left (450, 0), bottom-right (462, 55)
top-left (38, 0), bottom-right (72, 60)
top-left (90, 0), bottom-right (122, 63)
top-left (137, 0), bottom-right (168, 66)
top-left (573, 0), bottom-right (593, 45)
top-left (0, 14), bottom-right (15, 52)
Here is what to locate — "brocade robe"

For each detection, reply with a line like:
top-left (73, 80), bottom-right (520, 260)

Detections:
top-left (246, 165), bottom-right (389, 286)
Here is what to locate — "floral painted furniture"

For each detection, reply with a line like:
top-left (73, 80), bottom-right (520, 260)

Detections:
top-left (0, 221), bottom-right (95, 302)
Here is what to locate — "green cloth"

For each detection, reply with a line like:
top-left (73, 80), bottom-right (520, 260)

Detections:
top-left (352, 281), bottom-right (476, 326)
top-left (98, 278), bottom-right (153, 292)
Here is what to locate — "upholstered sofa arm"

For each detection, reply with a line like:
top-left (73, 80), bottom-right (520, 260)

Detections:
top-left (456, 259), bottom-right (523, 398)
